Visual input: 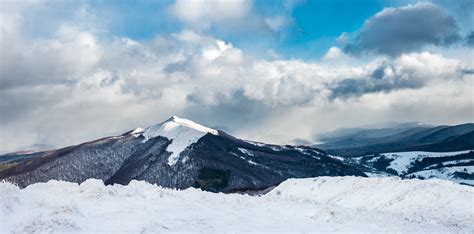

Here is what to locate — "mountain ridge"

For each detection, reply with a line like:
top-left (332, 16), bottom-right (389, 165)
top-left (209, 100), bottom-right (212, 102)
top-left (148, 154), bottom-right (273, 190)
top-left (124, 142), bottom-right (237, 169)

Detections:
top-left (0, 116), bottom-right (365, 192)
top-left (317, 122), bottom-right (474, 157)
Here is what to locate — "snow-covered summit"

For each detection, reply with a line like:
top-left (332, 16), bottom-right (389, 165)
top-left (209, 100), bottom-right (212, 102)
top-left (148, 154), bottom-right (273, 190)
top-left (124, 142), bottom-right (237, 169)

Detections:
top-left (142, 116), bottom-right (218, 140)
top-left (137, 116), bottom-right (218, 166)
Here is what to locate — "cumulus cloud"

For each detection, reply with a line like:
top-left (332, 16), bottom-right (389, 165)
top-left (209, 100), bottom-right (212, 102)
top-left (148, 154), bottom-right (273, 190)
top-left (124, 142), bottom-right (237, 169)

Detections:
top-left (345, 2), bottom-right (461, 56)
top-left (0, 2), bottom-right (102, 90)
top-left (168, 0), bottom-right (295, 36)
top-left (322, 47), bottom-right (348, 61)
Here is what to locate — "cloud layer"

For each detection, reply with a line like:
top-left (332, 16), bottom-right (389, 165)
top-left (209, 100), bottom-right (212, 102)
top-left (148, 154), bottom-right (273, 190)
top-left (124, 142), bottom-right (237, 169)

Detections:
top-left (0, 1), bottom-right (473, 152)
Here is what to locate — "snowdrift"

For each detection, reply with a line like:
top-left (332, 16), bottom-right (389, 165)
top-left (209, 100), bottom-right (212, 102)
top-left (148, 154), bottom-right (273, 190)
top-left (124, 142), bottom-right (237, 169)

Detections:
top-left (1, 176), bottom-right (473, 232)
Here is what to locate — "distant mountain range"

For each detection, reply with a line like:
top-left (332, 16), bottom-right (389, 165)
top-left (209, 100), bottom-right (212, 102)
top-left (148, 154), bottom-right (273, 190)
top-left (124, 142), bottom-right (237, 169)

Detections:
top-left (315, 122), bottom-right (474, 157)
top-left (333, 150), bottom-right (474, 186)
top-left (315, 122), bottom-right (474, 186)
top-left (0, 116), bottom-right (363, 192)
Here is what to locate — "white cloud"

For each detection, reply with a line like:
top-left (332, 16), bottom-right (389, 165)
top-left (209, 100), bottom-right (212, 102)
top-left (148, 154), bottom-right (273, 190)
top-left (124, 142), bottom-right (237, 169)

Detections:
top-left (394, 52), bottom-right (460, 82)
top-left (173, 30), bottom-right (205, 43)
top-left (322, 47), bottom-right (348, 61)
top-left (168, 0), bottom-right (294, 35)
top-left (0, 24), bottom-right (102, 89)
top-left (169, 0), bottom-right (252, 29)
top-left (264, 16), bottom-right (293, 32)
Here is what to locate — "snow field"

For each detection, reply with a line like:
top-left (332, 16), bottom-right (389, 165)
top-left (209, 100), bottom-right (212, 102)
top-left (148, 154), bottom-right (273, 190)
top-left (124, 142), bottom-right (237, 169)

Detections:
top-left (1, 176), bottom-right (473, 232)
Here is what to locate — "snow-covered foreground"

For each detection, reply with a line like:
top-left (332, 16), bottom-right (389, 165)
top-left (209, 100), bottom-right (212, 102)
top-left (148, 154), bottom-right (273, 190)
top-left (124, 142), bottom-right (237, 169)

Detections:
top-left (1, 177), bottom-right (473, 233)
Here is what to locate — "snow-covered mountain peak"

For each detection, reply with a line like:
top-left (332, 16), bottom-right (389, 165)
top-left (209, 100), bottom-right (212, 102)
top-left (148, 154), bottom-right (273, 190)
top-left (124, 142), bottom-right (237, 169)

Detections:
top-left (131, 127), bottom-right (144, 134)
top-left (161, 116), bottom-right (219, 135)
top-left (140, 116), bottom-right (218, 166)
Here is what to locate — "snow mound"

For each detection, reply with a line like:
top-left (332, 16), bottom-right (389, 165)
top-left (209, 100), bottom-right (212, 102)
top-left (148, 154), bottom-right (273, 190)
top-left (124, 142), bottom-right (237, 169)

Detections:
top-left (1, 177), bottom-right (473, 232)
top-left (269, 176), bottom-right (474, 225)
top-left (140, 116), bottom-right (218, 166)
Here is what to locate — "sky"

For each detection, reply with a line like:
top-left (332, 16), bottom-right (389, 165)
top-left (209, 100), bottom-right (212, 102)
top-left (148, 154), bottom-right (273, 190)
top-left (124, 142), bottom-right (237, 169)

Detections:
top-left (0, 0), bottom-right (473, 152)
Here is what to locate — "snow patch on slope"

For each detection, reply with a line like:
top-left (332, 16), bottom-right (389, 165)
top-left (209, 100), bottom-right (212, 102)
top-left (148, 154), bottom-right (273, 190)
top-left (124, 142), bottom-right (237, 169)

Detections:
top-left (383, 150), bottom-right (472, 174)
top-left (238, 148), bottom-right (254, 157)
top-left (140, 116), bottom-right (218, 166)
top-left (130, 127), bottom-right (144, 137)
top-left (1, 177), bottom-right (473, 232)
top-left (245, 141), bottom-right (266, 147)
top-left (407, 166), bottom-right (474, 186)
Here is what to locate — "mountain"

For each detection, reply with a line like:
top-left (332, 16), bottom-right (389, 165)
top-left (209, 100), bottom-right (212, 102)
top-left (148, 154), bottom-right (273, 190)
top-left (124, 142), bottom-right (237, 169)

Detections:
top-left (417, 131), bottom-right (474, 151)
top-left (317, 122), bottom-right (430, 142)
top-left (315, 122), bottom-right (474, 186)
top-left (316, 123), bottom-right (474, 157)
top-left (0, 116), bottom-right (364, 192)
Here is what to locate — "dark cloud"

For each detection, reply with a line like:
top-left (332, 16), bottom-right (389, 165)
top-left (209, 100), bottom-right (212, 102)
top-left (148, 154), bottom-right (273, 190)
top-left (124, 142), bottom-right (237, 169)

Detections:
top-left (371, 63), bottom-right (393, 80)
top-left (345, 3), bottom-right (460, 56)
top-left (328, 78), bottom-right (422, 99)
top-left (328, 64), bottom-right (424, 99)
top-left (163, 60), bottom-right (190, 73)
top-left (432, 0), bottom-right (474, 29)
top-left (461, 68), bottom-right (474, 75)
top-left (466, 31), bottom-right (474, 46)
